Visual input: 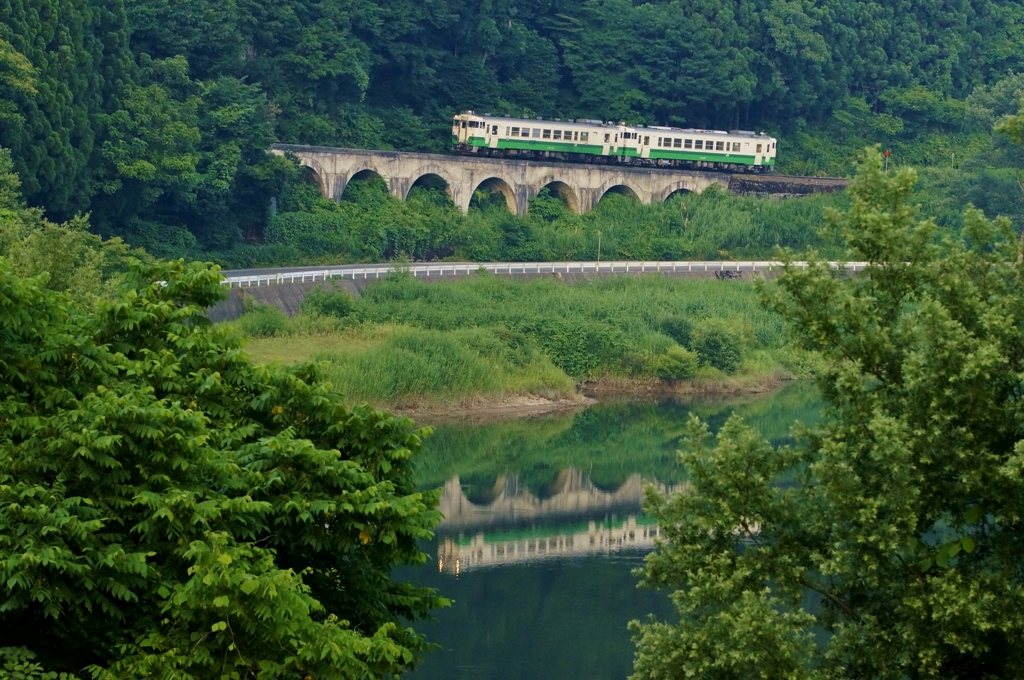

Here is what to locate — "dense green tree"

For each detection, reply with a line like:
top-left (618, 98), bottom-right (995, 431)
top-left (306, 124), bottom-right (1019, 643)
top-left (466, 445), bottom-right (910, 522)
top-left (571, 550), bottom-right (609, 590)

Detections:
top-left (631, 150), bottom-right (1024, 678)
top-left (0, 0), bottom-right (131, 217)
top-left (8, 0), bottom-right (1024, 255)
top-left (0, 253), bottom-right (446, 677)
top-left (0, 146), bottom-right (141, 299)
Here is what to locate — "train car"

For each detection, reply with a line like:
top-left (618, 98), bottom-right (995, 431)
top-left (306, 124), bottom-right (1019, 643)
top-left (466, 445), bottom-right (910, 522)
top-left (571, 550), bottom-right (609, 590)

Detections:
top-left (452, 111), bottom-right (776, 172)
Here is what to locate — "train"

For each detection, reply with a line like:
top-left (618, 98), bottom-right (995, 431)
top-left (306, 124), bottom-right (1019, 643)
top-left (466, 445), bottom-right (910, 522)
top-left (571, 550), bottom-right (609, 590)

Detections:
top-left (452, 111), bottom-right (776, 172)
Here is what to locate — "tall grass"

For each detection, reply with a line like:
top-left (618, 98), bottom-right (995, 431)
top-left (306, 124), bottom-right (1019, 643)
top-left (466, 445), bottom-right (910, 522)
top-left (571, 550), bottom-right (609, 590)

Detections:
top-left (233, 274), bottom-right (799, 405)
top-left (312, 326), bottom-right (573, 404)
top-left (358, 274), bottom-right (789, 362)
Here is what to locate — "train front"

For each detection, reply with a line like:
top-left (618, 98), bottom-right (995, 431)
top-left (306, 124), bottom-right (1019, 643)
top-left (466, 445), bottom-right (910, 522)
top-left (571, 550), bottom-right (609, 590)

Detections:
top-left (452, 112), bottom-right (489, 149)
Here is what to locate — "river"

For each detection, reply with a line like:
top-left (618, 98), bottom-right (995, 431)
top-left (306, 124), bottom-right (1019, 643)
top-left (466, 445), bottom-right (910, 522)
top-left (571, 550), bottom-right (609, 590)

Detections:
top-left (400, 383), bottom-right (823, 680)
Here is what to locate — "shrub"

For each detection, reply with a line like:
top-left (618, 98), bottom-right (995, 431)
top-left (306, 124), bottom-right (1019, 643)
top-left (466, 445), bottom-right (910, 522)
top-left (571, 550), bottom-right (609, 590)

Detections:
top-left (237, 303), bottom-right (287, 337)
top-left (690, 318), bottom-right (743, 373)
top-left (655, 345), bottom-right (699, 381)
top-left (658, 314), bottom-right (693, 347)
top-left (514, 316), bottom-right (622, 378)
top-left (302, 285), bottom-right (355, 318)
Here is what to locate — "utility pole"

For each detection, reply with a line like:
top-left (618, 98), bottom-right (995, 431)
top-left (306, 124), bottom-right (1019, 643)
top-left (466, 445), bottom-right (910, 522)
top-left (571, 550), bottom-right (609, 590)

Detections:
top-left (885, 149), bottom-right (890, 175)
top-left (597, 231), bottom-right (602, 265)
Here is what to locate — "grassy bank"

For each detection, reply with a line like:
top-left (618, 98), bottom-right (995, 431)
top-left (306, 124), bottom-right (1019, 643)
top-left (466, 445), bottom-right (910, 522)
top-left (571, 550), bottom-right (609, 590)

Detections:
top-left (233, 274), bottom-right (812, 410)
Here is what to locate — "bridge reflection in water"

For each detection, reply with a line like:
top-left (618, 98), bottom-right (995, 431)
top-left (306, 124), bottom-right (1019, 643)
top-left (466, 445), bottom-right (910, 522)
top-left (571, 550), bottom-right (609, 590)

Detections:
top-left (433, 467), bottom-right (686, 574)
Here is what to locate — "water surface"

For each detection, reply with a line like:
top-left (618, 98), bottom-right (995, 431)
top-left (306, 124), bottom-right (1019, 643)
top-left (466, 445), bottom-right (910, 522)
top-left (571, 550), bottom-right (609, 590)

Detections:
top-left (403, 383), bottom-right (822, 680)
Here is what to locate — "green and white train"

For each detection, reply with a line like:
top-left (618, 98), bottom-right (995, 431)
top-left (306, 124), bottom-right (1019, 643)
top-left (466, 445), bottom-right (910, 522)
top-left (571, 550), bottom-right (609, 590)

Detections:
top-left (453, 111), bottom-right (776, 172)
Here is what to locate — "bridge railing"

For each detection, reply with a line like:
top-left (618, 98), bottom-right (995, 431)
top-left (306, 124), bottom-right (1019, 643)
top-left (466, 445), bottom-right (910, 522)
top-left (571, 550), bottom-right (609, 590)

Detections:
top-left (220, 260), bottom-right (870, 288)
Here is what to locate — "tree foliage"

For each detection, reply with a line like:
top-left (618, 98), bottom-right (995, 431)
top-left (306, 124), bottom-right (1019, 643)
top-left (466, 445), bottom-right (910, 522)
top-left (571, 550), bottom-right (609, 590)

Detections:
top-left (4, 0), bottom-right (1024, 254)
top-left (631, 150), bottom-right (1024, 678)
top-left (0, 255), bottom-right (446, 677)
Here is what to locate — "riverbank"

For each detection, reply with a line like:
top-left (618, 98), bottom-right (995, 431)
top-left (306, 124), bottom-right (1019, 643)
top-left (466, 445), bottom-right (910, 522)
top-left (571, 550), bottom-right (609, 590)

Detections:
top-left (242, 329), bottom-right (803, 419)
top-left (391, 371), bottom-right (798, 422)
top-left (231, 274), bottom-right (807, 415)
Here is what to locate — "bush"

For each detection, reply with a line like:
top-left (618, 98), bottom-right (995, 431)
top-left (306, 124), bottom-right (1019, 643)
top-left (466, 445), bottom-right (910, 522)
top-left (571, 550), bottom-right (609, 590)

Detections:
top-left (655, 345), bottom-right (699, 381)
top-left (236, 303), bottom-right (287, 337)
top-left (658, 314), bottom-right (693, 347)
top-left (302, 285), bottom-right (355, 318)
top-left (514, 316), bottom-right (622, 378)
top-left (690, 318), bottom-right (743, 373)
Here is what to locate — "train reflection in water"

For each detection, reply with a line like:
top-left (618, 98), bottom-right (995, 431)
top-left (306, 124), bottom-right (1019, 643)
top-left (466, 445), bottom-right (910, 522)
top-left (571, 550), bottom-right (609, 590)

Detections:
top-left (432, 467), bottom-right (687, 574)
top-left (438, 515), bottom-right (661, 574)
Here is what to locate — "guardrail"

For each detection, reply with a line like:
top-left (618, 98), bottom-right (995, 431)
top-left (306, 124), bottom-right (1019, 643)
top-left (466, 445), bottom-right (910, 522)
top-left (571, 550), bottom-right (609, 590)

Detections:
top-left (220, 260), bottom-right (870, 288)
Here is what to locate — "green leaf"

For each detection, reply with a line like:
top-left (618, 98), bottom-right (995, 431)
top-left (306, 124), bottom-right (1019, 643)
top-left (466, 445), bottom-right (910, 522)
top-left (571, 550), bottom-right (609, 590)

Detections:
top-left (213, 596), bottom-right (229, 608)
top-left (961, 536), bottom-right (976, 554)
top-left (964, 505), bottom-right (983, 524)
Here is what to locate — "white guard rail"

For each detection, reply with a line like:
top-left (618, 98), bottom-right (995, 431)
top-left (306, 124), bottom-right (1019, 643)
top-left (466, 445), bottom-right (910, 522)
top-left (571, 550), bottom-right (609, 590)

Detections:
top-left (220, 261), bottom-right (871, 288)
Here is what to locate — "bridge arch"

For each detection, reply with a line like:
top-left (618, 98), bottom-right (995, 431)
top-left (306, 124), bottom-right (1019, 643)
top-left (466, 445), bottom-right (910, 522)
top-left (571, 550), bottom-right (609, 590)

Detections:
top-left (297, 158), bottom-right (329, 199)
top-left (597, 183), bottom-right (641, 205)
top-left (469, 176), bottom-right (517, 214)
top-left (339, 167), bottom-right (389, 202)
top-left (407, 165), bottom-right (457, 193)
top-left (537, 178), bottom-right (581, 214)
top-left (655, 179), bottom-right (699, 203)
top-left (406, 165), bottom-right (458, 204)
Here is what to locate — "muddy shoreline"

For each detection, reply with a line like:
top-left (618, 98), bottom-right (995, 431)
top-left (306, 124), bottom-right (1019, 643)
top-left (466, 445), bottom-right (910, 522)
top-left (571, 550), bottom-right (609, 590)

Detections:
top-left (389, 372), bottom-right (796, 423)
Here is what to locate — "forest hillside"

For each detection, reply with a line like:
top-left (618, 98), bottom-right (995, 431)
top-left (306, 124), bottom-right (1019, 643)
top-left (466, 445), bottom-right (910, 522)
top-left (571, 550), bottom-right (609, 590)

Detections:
top-left (2, 0), bottom-right (1024, 261)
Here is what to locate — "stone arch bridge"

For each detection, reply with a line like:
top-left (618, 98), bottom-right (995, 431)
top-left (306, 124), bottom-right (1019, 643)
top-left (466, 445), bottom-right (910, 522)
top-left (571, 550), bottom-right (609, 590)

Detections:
top-left (271, 143), bottom-right (731, 215)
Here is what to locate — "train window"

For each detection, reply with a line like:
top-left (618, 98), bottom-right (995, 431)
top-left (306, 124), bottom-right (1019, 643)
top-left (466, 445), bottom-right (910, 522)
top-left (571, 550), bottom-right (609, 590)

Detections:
top-left (581, 132), bottom-right (589, 142)
top-left (673, 138), bottom-right (681, 148)
top-left (492, 125), bottom-right (498, 134)
top-left (574, 131), bottom-right (580, 141)
top-left (756, 143), bottom-right (763, 153)
top-left (604, 133), bottom-right (610, 143)
top-left (461, 121), bottom-right (467, 128)
top-left (684, 139), bottom-right (692, 149)
top-left (732, 142), bottom-right (740, 152)
top-left (716, 141), bottom-right (724, 151)
top-left (533, 128), bottom-right (541, 138)
top-left (522, 128), bottom-right (531, 137)
top-left (644, 136), bottom-right (649, 145)
top-left (543, 129), bottom-right (551, 139)
top-left (554, 130), bottom-right (561, 140)
top-left (695, 140), bottom-right (703, 149)
top-left (505, 127), bottom-right (510, 135)
top-left (511, 127), bottom-right (520, 136)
